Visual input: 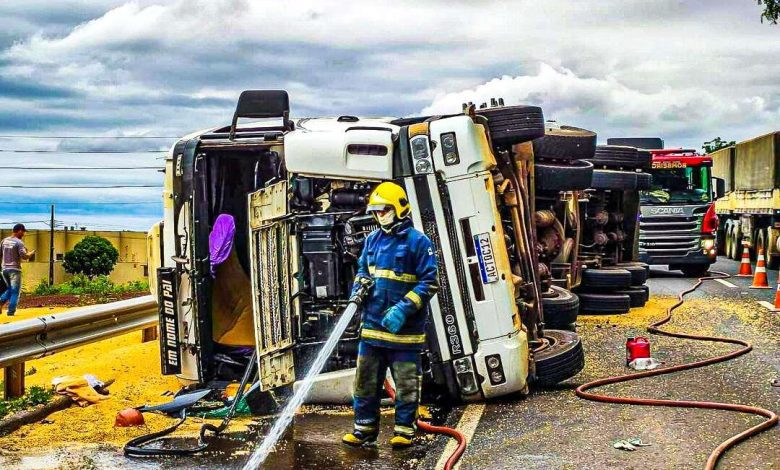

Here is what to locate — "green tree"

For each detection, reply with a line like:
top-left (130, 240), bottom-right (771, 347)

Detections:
top-left (758, 0), bottom-right (779, 23)
top-left (63, 236), bottom-right (119, 279)
top-left (702, 137), bottom-right (736, 154)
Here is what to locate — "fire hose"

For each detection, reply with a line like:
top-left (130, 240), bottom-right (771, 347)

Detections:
top-left (576, 270), bottom-right (779, 469)
top-left (383, 380), bottom-right (466, 470)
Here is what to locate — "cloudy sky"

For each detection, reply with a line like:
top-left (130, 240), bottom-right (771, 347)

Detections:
top-left (0, 0), bottom-right (777, 231)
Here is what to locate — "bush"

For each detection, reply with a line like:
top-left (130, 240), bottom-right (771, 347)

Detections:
top-left (63, 236), bottom-right (119, 279)
top-left (30, 276), bottom-right (148, 298)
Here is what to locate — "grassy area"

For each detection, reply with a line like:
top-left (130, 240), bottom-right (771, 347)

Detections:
top-left (30, 275), bottom-right (149, 301)
top-left (0, 386), bottom-right (54, 420)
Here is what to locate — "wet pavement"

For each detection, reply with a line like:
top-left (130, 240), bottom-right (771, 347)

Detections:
top-left (2, 257), bottom-right (779, 469)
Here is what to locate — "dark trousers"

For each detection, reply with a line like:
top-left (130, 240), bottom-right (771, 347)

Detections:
top-left (352, 341), bottom-right (422, 438)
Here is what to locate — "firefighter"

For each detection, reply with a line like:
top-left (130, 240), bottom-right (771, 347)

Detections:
top-left (342, 182), bottom-right (439, 449)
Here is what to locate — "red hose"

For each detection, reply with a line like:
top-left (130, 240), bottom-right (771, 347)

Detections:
top-left (576, 270), bottom-right (779, 469)
top-left (383, 380), bottom-right (467, 470)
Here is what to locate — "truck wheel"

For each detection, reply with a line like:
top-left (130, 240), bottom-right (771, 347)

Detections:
top-left (607, 262), bottom-right (649, 286)
top-left (586, 145), bottom-right (639, 169)
top-left (580, 268), bottom-right (632, 289)
top-left (613, 286), bottom-right (649, 308)
top-left (578, 292), bottom-right (632, 315)
top-left (541, 286), bottom-right (579, 329)
top-left (477, 105), bottom-right (545, 145)
top-left (636, 172), bottom-right (652, 190)
top-left (535, 161), bottom-right (593, 191)
top-left (590, 169), bottom-right (637, 190)
top-left (680, 264), bottom-right (710, 277)
top-left (532, 125), bottom-right (597, 161)
top-left (533, 329), bottom-right (585, 387)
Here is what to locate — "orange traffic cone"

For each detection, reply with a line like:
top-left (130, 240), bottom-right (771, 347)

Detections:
top-left (737, 245), bottom-right (753, 277)
top-left (772, 275), bottom-right (780, 311)
top-left (750, 249), bottom-right (772, 289)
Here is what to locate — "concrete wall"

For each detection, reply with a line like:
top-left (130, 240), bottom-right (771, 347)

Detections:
top-left (0, 229), bottom-right (149, 291)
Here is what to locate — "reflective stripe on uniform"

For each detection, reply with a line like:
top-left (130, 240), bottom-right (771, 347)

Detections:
top-left (394, 424), bottom-right (416, 436)
top-left (404, 290), bottom-right (423, 309)
top-left (368, 266), bottom-right (418, 283)
top-left (354, 423), bottom-right (378, 432)
top-left (361, 328), bottom-right (426, 344)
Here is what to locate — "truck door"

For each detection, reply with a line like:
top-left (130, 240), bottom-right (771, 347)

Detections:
top-left (248, 181), bottom-right (298, 391)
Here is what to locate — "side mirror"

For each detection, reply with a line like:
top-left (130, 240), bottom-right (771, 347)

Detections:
top-left (712, 177), bottom-right (725, 200)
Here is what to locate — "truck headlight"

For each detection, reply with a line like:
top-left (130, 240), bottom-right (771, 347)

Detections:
top-left (414, 159), bottom-right (432, 174)
top-left (701, 239), bottom-right (715, 250)
top-left (485, 354), bottom-right (506, 385)
top-left (453, 357), bottom-right (479, 395)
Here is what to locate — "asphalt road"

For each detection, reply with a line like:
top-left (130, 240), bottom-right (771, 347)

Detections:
top-left (2, 257), bottom-right (779, 469)
top-left (418, 257), bottom-right (780, 470)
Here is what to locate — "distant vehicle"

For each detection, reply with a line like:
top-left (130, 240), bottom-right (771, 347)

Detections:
top-left (712, 132), bottom-right (780, 268)
top-left (607, 138), bottom-right (719, 277)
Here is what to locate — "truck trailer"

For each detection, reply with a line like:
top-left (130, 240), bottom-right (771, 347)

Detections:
top-left (713, 131), bottom-right (780, 268)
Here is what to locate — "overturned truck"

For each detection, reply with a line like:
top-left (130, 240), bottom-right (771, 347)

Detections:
top-left (147, 90), bottom-right (585, 405)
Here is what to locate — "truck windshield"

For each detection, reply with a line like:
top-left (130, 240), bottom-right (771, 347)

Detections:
top-left (641, 166), bottom-right (711, 205)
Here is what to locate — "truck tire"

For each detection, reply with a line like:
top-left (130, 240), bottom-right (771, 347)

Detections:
top-left (591, 169), bottom-right (637, 190)
top-left (636, 150), bottom-right (652, 169)
top-left (680, 264), bottom-right (710, 277)
top-left (541, 286), bottom-right (579, 329)
top-left (477, 105), bottom-right (545, 145)
top-left (578, 292), bottom-right (632, 315)
top-left (636, 172), bottom-right (652, 190)
top-left (613, 286), bottom-right (649, 308)
top-left (535, 161), bottom-right (593, 191)
top-left (532, 125), bottom-right (597, 161)
top-left (580, 268), bottom-right (632, 289)
top-left (586, 145), bottom-right (639, 169)
top-left (605, 263), bottom-right (649, 286)
top-left (533, 329), bottom-right (585, 387)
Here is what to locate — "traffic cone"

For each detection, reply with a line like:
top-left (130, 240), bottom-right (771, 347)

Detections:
top-left (737, 245), bottom-right (753, 277)
top-left (772, 275), bottom-right (780, 311)
top-left (750, 249), bottom-right (772, 289)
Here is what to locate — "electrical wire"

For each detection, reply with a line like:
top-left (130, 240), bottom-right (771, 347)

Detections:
top-left (0, 149), bottom-right (165, 154)
top-left (0, 201), bottom-right (160, 205)
top-left (0, 135), bottom-right (177, 139)
top-left (0, 166), bottom-right (163, 170)
top-left (576, 270), bottom-right (779, 469)
top-left (0, 185), bottom-right (162, 188)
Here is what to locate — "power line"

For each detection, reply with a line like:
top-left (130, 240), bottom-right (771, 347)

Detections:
top-left (0, 184), bottom-right (163, 188)
top-left (0, 149), bottom-right (165, 154)
top-left (0, 166), bottom-right (163, 170)
top-left (0, 135), bottom-right (178, 139)
top-left (0, 201), bottom-right (161, 205)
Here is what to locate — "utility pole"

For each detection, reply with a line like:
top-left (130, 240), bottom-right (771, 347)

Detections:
top-left (49, 204), bottom-right (55, 286)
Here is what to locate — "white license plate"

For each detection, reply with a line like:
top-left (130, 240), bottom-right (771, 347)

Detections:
top-left (473, 233), bottom-right (498, 284)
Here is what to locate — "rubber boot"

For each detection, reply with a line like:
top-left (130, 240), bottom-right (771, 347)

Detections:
top-left (342, 429), bottom-right (378, 447)
top-left (389, 433), bottom-right (414, 449)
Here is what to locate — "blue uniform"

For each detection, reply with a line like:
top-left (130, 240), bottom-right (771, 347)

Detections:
top-left (350, 218), bottom-right (438, 438)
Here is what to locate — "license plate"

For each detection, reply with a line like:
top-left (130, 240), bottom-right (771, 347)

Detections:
top-left (473, 233), bottom-right (498, 284)
top-left (157, 268), bottom-right (181, 375)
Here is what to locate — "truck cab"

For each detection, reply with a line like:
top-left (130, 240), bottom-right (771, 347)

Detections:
top-left (148, 90), bottom-right (585, 404)
top-left (638, 149), bottom-right (718, 276)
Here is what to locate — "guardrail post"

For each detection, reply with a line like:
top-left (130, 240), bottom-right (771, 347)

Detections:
top-left (4, 362), bottom-right (25, 400)
top-left (142, 326), bottom-right (158, 343)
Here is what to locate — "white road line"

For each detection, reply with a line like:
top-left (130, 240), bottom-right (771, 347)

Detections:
top-left (714, 278), bottom-right (738, 288)
top-left (435, 403), bottom-right (485, 470)
top-left (758, 300), bottom-right (778, 311)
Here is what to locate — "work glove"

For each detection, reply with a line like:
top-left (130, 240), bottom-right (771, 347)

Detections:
top-left (381, 305), bottom-right (406, 334)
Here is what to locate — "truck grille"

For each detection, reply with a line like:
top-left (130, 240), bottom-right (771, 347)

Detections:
top-left (639, 215), bottom-right (701, 256)
top-left (254, 222), bottom-right (293, 352)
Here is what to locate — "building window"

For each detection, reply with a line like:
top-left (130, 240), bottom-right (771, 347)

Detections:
top-left (56, 253), bottom-right (64, 261)
top-left (143, 265), bottom-right (149, 277)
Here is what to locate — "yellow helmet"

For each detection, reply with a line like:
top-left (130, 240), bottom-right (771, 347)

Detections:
top-left (367, 182), bottom-right (411, 219)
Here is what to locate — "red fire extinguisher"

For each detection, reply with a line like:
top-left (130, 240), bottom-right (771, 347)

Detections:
top-left (626, 337), bottom-right (651, 365)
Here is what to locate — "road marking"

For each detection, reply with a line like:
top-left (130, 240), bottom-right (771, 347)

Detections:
top-left (714, 279), bottom-right (738, 288)
top-left (435, 403), bottom-right (485, 470)
top-left (758, 301), bottom-right (778, 311)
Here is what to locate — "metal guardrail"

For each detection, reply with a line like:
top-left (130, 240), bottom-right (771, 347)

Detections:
top-left (0, 296), bottom-right (158, 398)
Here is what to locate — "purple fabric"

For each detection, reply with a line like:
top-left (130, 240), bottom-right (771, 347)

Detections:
top-left (209, 214), bottom-right (236, 278)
